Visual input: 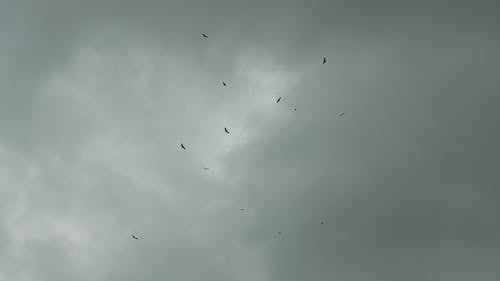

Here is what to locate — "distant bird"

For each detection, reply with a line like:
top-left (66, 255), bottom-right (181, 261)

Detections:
top-left (222, 81), bottom-right (227, 87)
top-left (224, 127), bottom-right (230, 134)
top-left (293, 107), bottom-right (297, 111)
top-left (276, 97), bottom-right (282, 103)
top-left (277, 232), bottom-right (282, 235)
top-left (131, 234), bottom-right (139, 240)
top-left (181, 143), bottom-right (187, 150)
top-left (239, 208), bottom-right (245, 211)
top-left (203, 167), bottom-right (209, 170)
top-left (323, 57), bottom-right (327, 64)
top-left (202, 33), bottom-right (208, 38)
top-left (338, 112), bottom-right (345, 116)
top-left (320, 221), bottom-right (325, 225)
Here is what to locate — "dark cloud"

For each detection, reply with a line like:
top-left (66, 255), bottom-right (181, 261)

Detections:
top-left (1, 0), bottom-right (499, 280)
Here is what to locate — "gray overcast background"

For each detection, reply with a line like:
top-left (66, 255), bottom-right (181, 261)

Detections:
top-left (1, 0), bottom-right (499, 280)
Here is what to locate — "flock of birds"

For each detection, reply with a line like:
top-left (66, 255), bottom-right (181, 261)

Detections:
top-left (130, 32), bottom-right (342, 241)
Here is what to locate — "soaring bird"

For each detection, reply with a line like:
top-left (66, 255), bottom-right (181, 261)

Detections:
top-left (224, 127), bottom-right (230, 134)
top-left (202, 33), bottom-right (208, 38)
top-left (181, 143), bottom-right (186, 150)
top-left (222, 81), bottom-right (227, 87)
top-left (323, 57), bottom-right (327, 64)
top-left (276, 97), bottom-right (282, 103)
top-left (131, 234), bottom-right (139, 240)
top-left (338, 112), bottom-right (345, 116)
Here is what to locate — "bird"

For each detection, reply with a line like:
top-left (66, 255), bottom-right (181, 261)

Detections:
top-left (224, 127), bottom-right (230, 134)
top-left (276, 97), bottom-right (282, 103)
top-left (323, 57), bottom-right (327, 64)
top-left (203, 167), bottom-right (209, 170)
top-left (180, 143), bottom-right (186, 150)
top-left (222, 81), bottom-right (227, 87)
top-left (202, 33), bottom-right (208, 38)
top-left (131, 234), bottom-right (139, 240)
top-left (320, 221), bottom-right (325, 225)
top-left (239, 208), bottom-right (245, 211)
top-left (338, 112), bottom-right (345, 116)
top-left (277, 232), bottom-right (282, 235)
top-left (293, 107), bottom-right (297, 111)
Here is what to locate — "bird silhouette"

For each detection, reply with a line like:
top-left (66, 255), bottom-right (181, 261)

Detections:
top-left (222, 81), bottom-right (227, 87)
top-left (323, 57), bottom-right (327, 64)
top-left (224, 127), bottom-right (230, 134)
top-left (202, 33), bottom-right (208, 38)
top-left (203, 167), bottom-right (209, 170)
top-left (181, 143), bottom-right (186, 150)
top-left (276, 97), bottom-right (282, 103)
top-left (338, 112), bottom-right (345, 116)
top-left (131, 234), bottom-right (139, 240)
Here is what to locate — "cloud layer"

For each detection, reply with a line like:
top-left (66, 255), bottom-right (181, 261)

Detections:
top-left (1, 1), bottom-right (499, 280)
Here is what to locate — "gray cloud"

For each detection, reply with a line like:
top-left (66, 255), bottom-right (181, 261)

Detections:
top-left (1, 0), bottom-right (499, 281)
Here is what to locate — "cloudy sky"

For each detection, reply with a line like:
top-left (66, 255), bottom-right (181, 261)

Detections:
top-left (1, 0), bottom-right (500, 280)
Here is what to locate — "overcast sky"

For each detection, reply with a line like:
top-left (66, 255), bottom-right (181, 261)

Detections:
top-left (1, 0), bottom-right (499, 280)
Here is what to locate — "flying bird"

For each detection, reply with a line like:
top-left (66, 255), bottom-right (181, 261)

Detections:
top-left (131, 234), bottom-right (139, 240)
top-left (203, 167), bottom-right (209, 170)
top-left (320, 221), bottom-right (325, 225)
top-left (181, 143), bottom-right (186, 150)
top-left (276, 97), bottom-right (282, 103)
top-left (202, 33), bottom-right (208, 38)
top-left (323, 57), bottom-right (327, 64)
top-left (240, 208), bottom-right (245, 211)
top-left (224, 127), bottom-right (230, 134)
top-left (277, 232), bottom-right (282, 235)
top-left (222, 81), bottom-right (227, 87)
top-left (338, 112), bottom-right (345, 116)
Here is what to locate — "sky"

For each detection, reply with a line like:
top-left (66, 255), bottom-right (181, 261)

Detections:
top-left (1, 0), bottom-right (500, 280)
